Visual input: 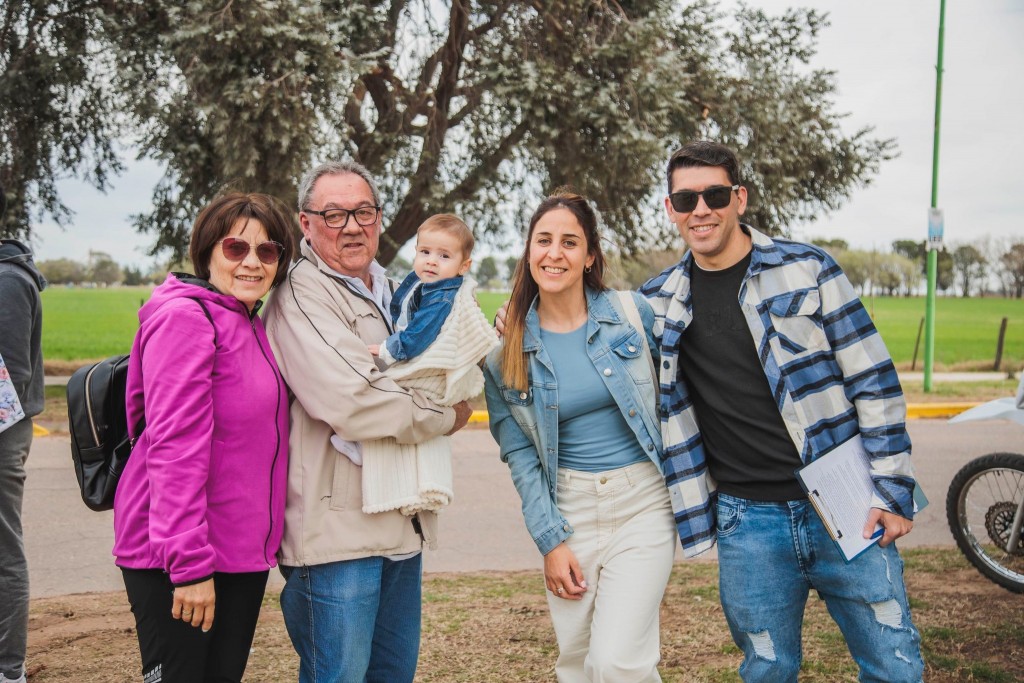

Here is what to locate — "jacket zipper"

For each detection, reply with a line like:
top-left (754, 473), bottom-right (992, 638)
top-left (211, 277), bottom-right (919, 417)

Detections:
top-left (252, 316), bottom-right (283, 568)
top-left (83, 363), bottom-right (102, 445)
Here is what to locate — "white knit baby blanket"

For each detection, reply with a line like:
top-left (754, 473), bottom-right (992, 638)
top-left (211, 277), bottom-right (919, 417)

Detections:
top-left (361, 275), bottom-right (499, 517)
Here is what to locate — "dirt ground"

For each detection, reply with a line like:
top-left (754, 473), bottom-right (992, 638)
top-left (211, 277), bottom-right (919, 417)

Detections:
top-left (27, 371), bottom-right (1024, 681)
top-left (22, 548), bottom-right (1023, 682)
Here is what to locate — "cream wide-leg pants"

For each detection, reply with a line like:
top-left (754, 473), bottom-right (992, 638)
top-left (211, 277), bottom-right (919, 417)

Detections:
top-left (547, 459), bottom-right (677, 683)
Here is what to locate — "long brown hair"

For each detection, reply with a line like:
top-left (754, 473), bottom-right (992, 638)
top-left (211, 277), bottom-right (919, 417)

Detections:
top-left (500, 191), bottom-right (606, 391)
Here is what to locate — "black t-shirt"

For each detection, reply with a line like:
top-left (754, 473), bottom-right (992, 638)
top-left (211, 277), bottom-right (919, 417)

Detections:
top-left (678, 253), bottom-right (805, 501)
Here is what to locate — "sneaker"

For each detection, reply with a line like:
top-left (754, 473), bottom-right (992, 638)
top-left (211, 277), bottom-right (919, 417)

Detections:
top-left (0, 673), bottom-right (26, 683)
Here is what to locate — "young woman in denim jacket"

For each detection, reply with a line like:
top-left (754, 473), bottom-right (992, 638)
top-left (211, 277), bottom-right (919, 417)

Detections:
top-left (483, 192), bottom-right (675, 683)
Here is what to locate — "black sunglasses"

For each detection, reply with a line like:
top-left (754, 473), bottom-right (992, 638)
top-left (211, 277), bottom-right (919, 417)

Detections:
top-left (218, 237), bottom-right (285, 265)
top-left (669, 185), bottom-right (739, 213)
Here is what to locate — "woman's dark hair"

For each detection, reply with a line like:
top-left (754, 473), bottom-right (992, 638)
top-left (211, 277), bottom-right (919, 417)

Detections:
top-left (189, 192), bottom-right (297, 288)
top-left (500, 190), bottom-right (606, 390)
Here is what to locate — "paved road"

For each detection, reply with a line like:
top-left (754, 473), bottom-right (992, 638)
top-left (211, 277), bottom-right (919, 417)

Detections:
top-left (23, 419), bottom-right (1023, 598)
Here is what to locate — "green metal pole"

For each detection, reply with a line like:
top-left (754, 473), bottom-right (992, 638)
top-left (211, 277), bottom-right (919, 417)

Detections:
top-left (924, 0), bottom-right (946, 392)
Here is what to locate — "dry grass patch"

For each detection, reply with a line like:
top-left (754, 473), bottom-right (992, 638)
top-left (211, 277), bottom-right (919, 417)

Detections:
top-left (24, 549), bottom-right (1023, 682)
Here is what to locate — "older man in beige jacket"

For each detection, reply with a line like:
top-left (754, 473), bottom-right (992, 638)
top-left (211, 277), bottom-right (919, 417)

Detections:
top-left (263, 160), bottom-right (472, 683)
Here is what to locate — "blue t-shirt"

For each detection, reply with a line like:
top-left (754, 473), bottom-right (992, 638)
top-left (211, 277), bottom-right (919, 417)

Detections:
top-left (539, 324), bottom-right (648, 473)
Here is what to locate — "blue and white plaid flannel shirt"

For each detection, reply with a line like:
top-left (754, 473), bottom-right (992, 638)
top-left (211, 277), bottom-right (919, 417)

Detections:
top-left (640, 226), bottom-right (916, 557)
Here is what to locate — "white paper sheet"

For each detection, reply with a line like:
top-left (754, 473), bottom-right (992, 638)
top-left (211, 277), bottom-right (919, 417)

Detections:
top-left (0, 352), bottom-right (26, 435)
top-left (797, 435), bottom-right (883, 561)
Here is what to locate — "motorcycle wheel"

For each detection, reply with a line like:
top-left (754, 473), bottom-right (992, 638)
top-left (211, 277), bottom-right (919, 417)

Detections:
top-left (946, 452), bottom-right (1024, 594)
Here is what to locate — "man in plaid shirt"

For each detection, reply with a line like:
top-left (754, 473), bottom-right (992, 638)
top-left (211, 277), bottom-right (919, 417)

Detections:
top-left (640, 141), bottom-right (923, 682)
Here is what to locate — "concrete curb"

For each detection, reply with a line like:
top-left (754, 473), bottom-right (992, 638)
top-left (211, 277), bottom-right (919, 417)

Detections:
top-left (470, 404), bottom-right (980, 424)
top-left (45, 375), bottom-right (988, 424)
top-left (906, 403), bottom-right (981, 419)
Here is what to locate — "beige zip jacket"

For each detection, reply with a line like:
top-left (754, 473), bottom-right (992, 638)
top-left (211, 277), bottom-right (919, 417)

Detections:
top-left (263, 240), bottom-right (455, 566)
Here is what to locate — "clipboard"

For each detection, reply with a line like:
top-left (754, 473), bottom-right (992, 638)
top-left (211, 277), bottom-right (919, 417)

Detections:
top-left (0, 351), bottom-right (26, 435)
top-left (795, 435), bottom-right (886, 562)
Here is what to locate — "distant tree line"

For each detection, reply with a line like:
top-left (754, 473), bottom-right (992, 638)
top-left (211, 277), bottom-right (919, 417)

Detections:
top-left (50, 235), bottom-right (1023, 297)
top-left (36, 251), bottom-right (178, 287)
top-left (816, 237), bottom-right (1024, 298)
top-left (600, 236), bottom-right (1024, 299)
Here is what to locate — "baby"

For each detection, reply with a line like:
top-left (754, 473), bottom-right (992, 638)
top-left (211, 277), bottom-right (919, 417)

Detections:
top-left (368, 213), bottom-right (474, 364)
top-left (332, 215), bottom-right (498, 520)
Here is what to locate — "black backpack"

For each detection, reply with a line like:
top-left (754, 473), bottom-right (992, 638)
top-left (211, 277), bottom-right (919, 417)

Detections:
top-left (67, 298), bottom-right (214, 511)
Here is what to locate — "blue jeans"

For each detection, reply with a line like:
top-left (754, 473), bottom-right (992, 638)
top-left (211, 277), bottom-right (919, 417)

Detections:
top-left (716, 493), bottom-right (923, 683)
top-left (280, 554), bottom-right (422, 683)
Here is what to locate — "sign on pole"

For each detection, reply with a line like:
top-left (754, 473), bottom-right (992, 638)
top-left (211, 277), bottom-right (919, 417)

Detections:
top-left (928, 208), bottom-right (944, 250)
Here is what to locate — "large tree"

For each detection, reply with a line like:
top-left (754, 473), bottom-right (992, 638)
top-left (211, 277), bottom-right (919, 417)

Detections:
top-left (0, 0), bottom-right (124, 240)
top-left (98, 0), bottom-right (332, 253)
top-left (5, 1), bottom-right (895, 266)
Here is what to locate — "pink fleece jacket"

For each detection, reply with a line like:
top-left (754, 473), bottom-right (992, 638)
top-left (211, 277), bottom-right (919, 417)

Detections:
top-left (113, 273), bottom-right (289, 585)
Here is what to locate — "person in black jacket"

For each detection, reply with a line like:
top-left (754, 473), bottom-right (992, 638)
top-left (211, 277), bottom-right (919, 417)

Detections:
top-left (0, 185), bottom-right (47, 683)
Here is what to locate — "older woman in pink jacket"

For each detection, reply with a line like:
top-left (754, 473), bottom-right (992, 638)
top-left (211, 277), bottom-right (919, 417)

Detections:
top-left (113, 193), bottom-right (293, 683)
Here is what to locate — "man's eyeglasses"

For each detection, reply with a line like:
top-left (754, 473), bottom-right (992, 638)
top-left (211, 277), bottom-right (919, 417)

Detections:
top-left (218, 237), bottom-right (285, 265)
top-left (303, 206), bottom-right (381, 229)
top-left (668, 185), bottom-right (739, 213)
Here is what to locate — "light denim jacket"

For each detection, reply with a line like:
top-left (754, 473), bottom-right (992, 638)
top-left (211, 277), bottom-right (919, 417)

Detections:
top-left (382, 271), bottom-right (463, 362)
top-left (483, 288), bottom-right (663, 555)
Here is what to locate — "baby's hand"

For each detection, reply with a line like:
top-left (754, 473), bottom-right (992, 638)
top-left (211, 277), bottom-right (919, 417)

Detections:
top-left (367, 344), bottom-right (380, 357)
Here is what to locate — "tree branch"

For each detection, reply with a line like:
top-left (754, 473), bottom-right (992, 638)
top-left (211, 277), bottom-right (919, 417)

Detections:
top-left (344, 79), bottom-right (369, 150)
top-left (448, 119), bottom-right (529, 203)
top-left (530, 0), bottom-right (565, 37)
top-left (447, 92), bottom-right (481, 128)
top-left (467, 0), bottom-right (514, 40)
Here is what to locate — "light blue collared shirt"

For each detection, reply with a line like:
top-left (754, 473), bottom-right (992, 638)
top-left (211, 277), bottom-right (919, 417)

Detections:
top-left (321, 259), bottom-right (394, 315)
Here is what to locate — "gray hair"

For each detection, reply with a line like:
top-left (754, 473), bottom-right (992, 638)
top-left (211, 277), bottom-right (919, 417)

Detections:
top-left (297, 160), bottom-right (381, 212)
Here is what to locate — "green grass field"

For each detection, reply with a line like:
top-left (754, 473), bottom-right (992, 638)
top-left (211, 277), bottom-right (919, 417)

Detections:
top-left (40, 287), bottom-right (1024, 369)
top-left (476, 291), bottom-right (507, 326)
top-left (863, 295), bottom-right (1024, 367)
top-left (41, 286), bottom-right (154, 361)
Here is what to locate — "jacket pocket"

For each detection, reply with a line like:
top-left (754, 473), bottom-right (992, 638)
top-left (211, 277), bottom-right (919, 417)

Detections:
top-left (715, 496), bottom-right (744, 537)
top-left (346, 307), bottom-right (384, 341)
top-left (502, 386), bottom-right (539, 435)
top-left (206, 439), bottom-right (231, 505)
top-left (328, 453), bottom-right (352, 511)
top-left (766, 289), bottom-right (827, 358)
top-left (610, 329), bottom-right (653, 385)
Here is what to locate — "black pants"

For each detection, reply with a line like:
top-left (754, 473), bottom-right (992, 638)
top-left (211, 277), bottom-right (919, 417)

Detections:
top-left (121, 568), bottom-right (269, 683)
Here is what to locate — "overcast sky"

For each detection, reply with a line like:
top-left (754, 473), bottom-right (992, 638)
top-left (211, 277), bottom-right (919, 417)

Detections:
top-left (30, 0), bottom-right (1024, 268)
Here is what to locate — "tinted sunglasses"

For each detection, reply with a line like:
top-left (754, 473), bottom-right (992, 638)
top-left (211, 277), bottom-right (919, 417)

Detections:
top-left (669, 184), bottom-right (739, 213)
top-left (218, 237), bottom-right (285, 265)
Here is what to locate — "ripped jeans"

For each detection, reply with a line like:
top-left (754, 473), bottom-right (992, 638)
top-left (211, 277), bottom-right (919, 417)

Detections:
top-left (716, 493), bottom-right (923, 683)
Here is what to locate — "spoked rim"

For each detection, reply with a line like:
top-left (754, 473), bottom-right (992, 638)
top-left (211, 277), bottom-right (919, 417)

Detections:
top-left (956, 466), bottom-right (1024, 586)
